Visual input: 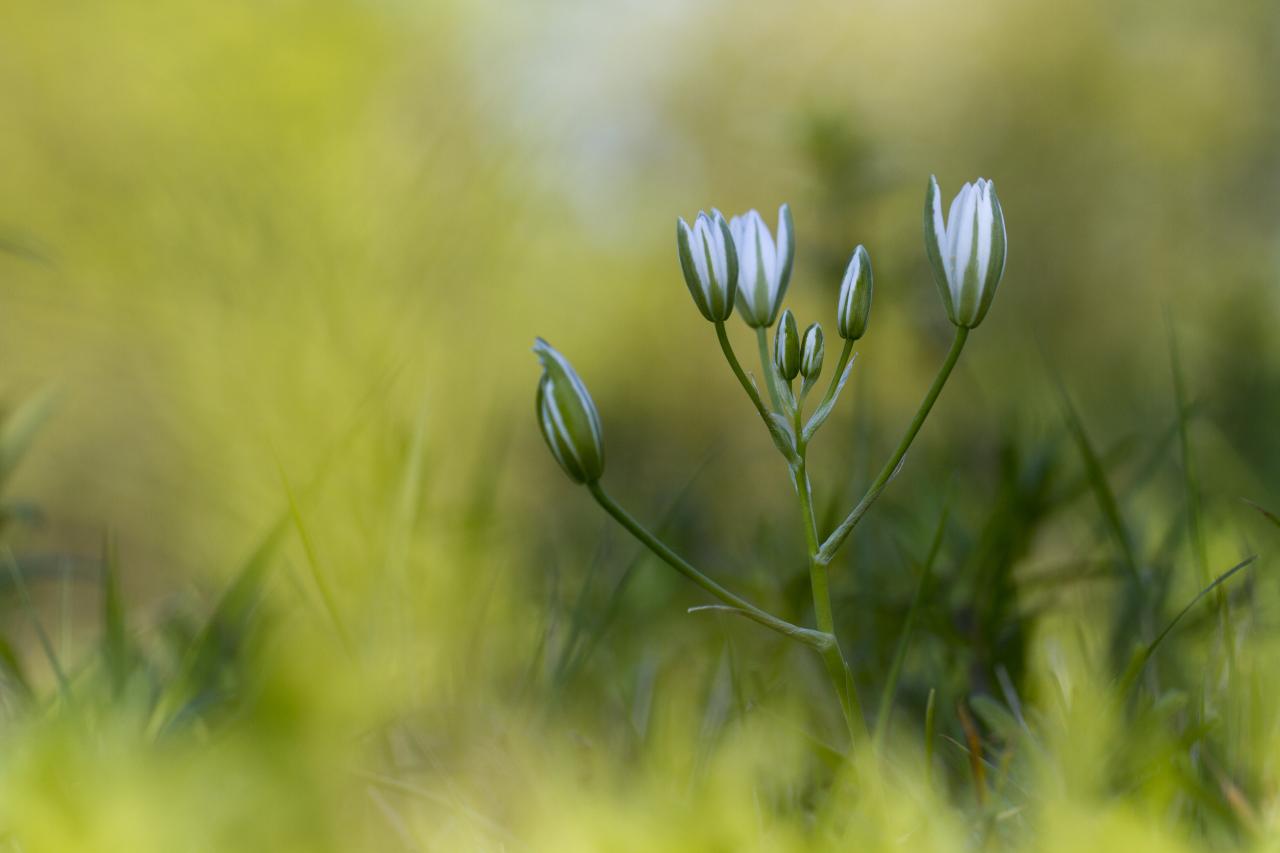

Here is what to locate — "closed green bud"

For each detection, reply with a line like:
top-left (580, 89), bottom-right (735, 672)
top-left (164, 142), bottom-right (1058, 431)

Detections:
top-left (533, 338), bottom-right (604, 484)
top-left (774, 309), bottom-right (800, 381)
top-left (800, 323), bottom-right (824, 380)
top-left (676, 209), bottom-right (738, 322)
top-left (836, 245), bottom-right (873, 341)
top-left (924, 175), bottom-right (1007, 329)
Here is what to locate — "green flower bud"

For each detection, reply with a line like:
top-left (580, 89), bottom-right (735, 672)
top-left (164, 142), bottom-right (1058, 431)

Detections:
top-left (800, 323), bottom-right (824, 380)
top-left (728, 204), bottom-right (795, 328)
top-left (774, 309), bottom-right (800, 381)
top-left (676, 209), bottom-right (738, 322)
top-left (836, 245), bottom-right (873, 341)
top-left (533, 338), bottom-right (604, 484)
top-left (924, 175), bottom-right (1007, 329)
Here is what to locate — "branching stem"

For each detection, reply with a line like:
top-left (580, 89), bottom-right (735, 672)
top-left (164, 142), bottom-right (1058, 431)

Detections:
top-left (587, 481), bottom-right (835, 652)
top-left (817, 326), bottom-right (968, 564)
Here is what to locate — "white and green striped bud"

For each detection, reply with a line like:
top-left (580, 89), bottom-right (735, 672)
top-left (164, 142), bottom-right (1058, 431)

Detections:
top-left (774, 309), bottom-right (800, 381)
top-left (533, 338), bottom-right (604, 485)
top-left (836, 245), bottom-right (873, 341)
top-left (924, 175), bottom-right (1007, 329)
top-left (676, 209), bottom-right (738, 322)
top-left (800, 323), bottom-right (824, 380)
top-left (728, 204), bottom-right (795, 328)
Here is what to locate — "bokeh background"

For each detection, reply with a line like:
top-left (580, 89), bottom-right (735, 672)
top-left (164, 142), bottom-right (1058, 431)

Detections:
top-left (2, 0), bottom-right (1280, 849)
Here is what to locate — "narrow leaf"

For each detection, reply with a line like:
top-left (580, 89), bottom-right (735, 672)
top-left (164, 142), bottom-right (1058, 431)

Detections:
top-left (802, 354), bottom-right (857, 442)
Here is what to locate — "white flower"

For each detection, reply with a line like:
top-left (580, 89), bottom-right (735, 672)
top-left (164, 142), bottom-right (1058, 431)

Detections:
top-left (676, 209), bottom-right (738, 322)
top-left (924, 176), bottom-right (1007, 329)
top-left (728, 204), bottom-right (795, 328)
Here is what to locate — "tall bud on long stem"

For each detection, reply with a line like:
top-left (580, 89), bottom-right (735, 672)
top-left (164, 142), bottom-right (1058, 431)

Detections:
top-left (924, 176), bottom-right (1007, 329)
top-left (533, 338), bottom-right (605, 484)
top-left (836, 245), bottom-right (873, 341)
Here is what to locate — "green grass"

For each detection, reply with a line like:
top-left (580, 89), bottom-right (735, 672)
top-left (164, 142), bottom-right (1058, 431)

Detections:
top-left (0, 318), bottom-right (1270, 852)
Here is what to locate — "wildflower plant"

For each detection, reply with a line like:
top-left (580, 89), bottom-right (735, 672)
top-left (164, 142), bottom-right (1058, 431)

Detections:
top-left (533, 176), bottom-right (1007, 743)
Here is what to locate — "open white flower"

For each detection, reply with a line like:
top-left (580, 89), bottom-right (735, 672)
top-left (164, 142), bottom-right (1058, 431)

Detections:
top-left (729, 204), bottom-right (795, 328)
top-left (924, 176), bottom-right (1007, 329)
top-left (676, 209), bottom-right (738, 322)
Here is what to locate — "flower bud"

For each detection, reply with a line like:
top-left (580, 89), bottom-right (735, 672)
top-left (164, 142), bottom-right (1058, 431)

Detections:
top-left (774, 309), bottom-right (800, 381)
top-left (924, 175), bottom-right (1007, 329)
top-left (729, 204), bottom-right (795, 328)
top-left (836, 245), bottom-right (873, 341)
top-left (676, 209), bottom-right (738, 322)
top-left (533, 338), bottom-right (604, 484)
top-left (800, 323), bottom-right (824, 380)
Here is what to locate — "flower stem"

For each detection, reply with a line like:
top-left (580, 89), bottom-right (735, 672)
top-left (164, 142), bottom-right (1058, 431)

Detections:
top-left (794, 458), bottom-right (865, 744)
top-left (817, 326), bottom-right (968, 564)
top-left (754, 326), bottom-right (783, 413)
top-left (715, 321), bottom-right (772, 424)
top-left (813, 339), bottom-right (855, 417)
top-left (587, 481), bottom-right (835, 652)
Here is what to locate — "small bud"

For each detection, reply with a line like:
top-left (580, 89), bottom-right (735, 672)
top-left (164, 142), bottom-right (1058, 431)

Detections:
top-left (676, 210), bottom-right (738, 322)
top-left (924, 175), bottom-right (1007, 329)
top-left (728, 204), bottom-right (795, 328)
top-left (800, 323), bottom-right (824, 380)
top-left (533, 338), bottom-right (604, 484)
top-left (836, 245), bottom-right (873, 341)
top-left (774, 309), bottom-right (800, 381)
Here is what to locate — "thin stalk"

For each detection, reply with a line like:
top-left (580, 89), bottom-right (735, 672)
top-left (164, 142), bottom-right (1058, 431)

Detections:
top-left (924, 687), bottom-right (938, 785)
top-left (586, 481), bottom-right (834, 652)
top-left (754, 326), bottom-right (783, 413)
top-left (715, 321), bottom-right (772, 424)
top-left (874, 502), bottom-right (949, 748)
top-left (813, 339), bottom-right (855, 417)
top-left (817, 326), bottom-right (968, 564)
top-left (1167, 317), bottom-right (1234, 673)
top-left (794, 459), bottom-right (865, 743)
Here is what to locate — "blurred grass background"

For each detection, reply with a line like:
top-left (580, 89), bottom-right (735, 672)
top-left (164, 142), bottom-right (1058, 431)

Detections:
top-left (1, 0), bottom-right (1280, 849)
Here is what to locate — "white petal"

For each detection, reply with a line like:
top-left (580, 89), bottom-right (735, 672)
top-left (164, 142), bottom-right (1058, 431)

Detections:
top-left (690, 217), bottom-right (713, 292)
top-left (773, 205), bottom-right (792, 296)
top-left (948, 184), bottom-right (976, 292)
top-left (974, 182), bottom-right (995, 286)
top-left (930, 176), bottom-right (947, 269)
top-left (753, 213), bottom-right (777, 294)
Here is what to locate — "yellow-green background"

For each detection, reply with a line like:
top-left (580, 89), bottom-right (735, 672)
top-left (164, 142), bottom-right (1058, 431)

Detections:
top-left (1, 0), bottom-right (1279, 849)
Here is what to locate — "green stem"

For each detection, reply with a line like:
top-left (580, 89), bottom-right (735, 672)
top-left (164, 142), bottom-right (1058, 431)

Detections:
top-left (813, 339), bottom-right (854, 417)
top-left (754, 326), bottom-right (783, 413)
top-left (873, 502), bottom-right (948, 748)
top-left (587, 481), bottom-right (834, 652)
top-left (715, 321), bottom-right (772, 424)
top-left (794, 460), bottom-right (865, 744)
top-left (817, 326), bottom-right (968, 564)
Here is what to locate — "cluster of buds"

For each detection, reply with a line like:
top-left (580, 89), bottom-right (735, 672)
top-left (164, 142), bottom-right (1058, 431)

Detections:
top-left (534, 176), bottom-right (1007, 484)
top-left (771, 309), bottom-right (824, 383)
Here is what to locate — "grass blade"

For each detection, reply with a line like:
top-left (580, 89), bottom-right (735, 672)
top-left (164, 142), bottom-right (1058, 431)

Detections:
top-left (101, 531), bottom-right (130, 697)
top-left (1, 546), bottom-right (72, 704)
top-left (277, 459), bottom-right (353, 654)
top-left (1052, 375), bottom-right (1139, 580)
top-left (1118, 555), bottom-right (1256, 695)
top-left (874, 500), bottom-right (948, 748)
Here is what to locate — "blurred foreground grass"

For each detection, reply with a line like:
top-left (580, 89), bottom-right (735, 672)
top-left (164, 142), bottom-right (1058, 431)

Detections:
top-left (2, 0), bottom-right (1280, 849)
